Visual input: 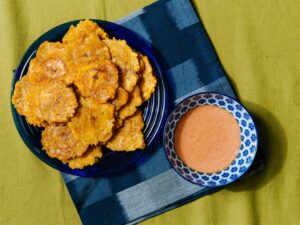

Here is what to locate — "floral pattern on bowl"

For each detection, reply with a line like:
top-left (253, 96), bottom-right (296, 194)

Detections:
top-left (163, 93), bottom-right (258, 187)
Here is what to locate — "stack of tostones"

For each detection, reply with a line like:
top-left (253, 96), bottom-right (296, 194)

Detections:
top-left (12, 20), bottom-right (157, 169)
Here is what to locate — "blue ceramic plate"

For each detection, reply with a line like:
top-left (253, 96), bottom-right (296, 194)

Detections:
top-left (11, 20), bottom-right (168, 177)
top-left (164, 93), bottom-right (258, 187)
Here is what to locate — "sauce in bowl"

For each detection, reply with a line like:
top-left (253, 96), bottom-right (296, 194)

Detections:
top-left (174, 105), bottom-right (241, 173)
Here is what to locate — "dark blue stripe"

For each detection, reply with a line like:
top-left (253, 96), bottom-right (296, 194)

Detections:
top-left (65, 178), bottom-right (101, 211)
top-left (80, 195), bottom-right (128, 225)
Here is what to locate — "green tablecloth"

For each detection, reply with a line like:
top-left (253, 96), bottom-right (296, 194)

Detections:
top-left (0, 0), bottom-right (299, 224)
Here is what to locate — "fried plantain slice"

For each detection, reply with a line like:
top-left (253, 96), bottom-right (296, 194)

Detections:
top-left (68, 98), bottom-right (115, 145)
top-left (66, 33), bottom-right (111, 66)
top-left (63, 20), bottom-right (108, 44)
top-left (41, 124), bottom-right (88, 162)
top-left (12, 76), bottom-right (78, 126)
top-left (28, 41), bottom-right (73, 85)
top-left (106, 110), bottom-right (145, 151)
top-left (36, 41), bottom-right (69, 61)
top-left (73, 60), bottom-right (119, 104)
top-left (118, 86), bottom-right (142, 121)
top-left (39, 81), bottom-right (78, 123)
top-left (63, 20), bottom-right (110, 68)
top-left (12, 76), bottom-right (44, 126)
top-left (67, 145), bottom-right (103, 169)
top-left (112, 87), bottom-right (129, 111)
top-left (12, 19), bottom-right (160, 167)
top-left (103, 39), bottom-right (140, 92)
top-left (138, 55), bottom-right (157, 102)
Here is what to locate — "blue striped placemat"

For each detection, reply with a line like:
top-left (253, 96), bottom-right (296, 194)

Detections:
top-left (62, 0), bottom-right (264, 224)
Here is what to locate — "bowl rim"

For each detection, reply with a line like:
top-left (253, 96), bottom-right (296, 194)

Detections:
top-left (163, 92), bottom-right (258, 187)
top-left (10, 19), bottom-right (169, 177)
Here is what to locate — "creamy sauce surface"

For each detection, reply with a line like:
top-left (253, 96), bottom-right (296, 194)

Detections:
top-left (174, 105), bottom-right (241, 173)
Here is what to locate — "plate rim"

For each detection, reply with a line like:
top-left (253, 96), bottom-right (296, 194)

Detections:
top-left (10, 19), bottom-right (169, 177)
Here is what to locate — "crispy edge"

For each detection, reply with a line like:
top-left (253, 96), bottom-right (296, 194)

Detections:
top-left (138, 55), bottom-right (157, 102)
top-left (118, 86), bottom-right (142, 120)
top-left (103, 38), bottom-right (140, 92)
top-left (63, 20), bottom-right (108, 44)
top-left (67, 145), bottom-right (103, 169)
top-left (106, 110), bottom-right (145, 151)
top-left (112, 87), bottom-right (129, 111)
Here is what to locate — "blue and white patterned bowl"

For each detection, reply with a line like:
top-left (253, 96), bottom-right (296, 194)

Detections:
top-left (163, 93), bottom-right (258, 187)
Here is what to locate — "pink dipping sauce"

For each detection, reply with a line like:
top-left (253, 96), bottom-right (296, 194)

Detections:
top-left (174, 105), bottom-right (241, 173)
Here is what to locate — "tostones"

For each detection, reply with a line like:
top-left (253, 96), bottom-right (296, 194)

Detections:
top-left (39, 82), bottom-right (78, 123)
top-left (12, 75), bottom-right (44, 126)
top-left (67, 145), bottom-right (103, 169)
top-left (63, 20), bottom-right (110, 65)
top-left (63, 20), bottom-right (108, 44)
top-left (28, 41), bottom-right (73, 85)
top-left (68, 98), bottom-right (115, 145)
top-left (36, 41), bottom-right (68, 60)
top-left (73, 60), bottom-right (119, 104)
top-left (103, 39), bottom-right (140, 92)
top-left (106, 110), bottom-right (145, 151)
top-left (11, 19), bottom-right (160, 169)
top-left (66, 33), bottom-right (111, 66)
top-left (138, 55), bottom-right (157, 102)
top-left (112, 87), bottom-right (129, 111)
top-left (118, 86), bottom-right (142, 121)
top-left (41, 124), bottom-right (88, 162)
top-left (12, 76), bottom-right (78, 126)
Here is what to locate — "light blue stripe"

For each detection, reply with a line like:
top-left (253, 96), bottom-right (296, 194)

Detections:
top-left (117, 169), bottom-right (206, 221)
top-left (116, 9), bottom-right (146, 24)
top-left (166, 0), bottom-right (199, 30)
top-left (174, 76), bottom-right (236, 104)
top-left (61, 173), bottom-right (78, 183)
top-left (167, 59), bottom-right (208, 98)
top-left (119, 16), bottom-right (152, 42)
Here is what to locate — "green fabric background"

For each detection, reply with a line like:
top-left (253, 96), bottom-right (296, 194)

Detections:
top-left (0, 0), bottom-right (299, 224)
